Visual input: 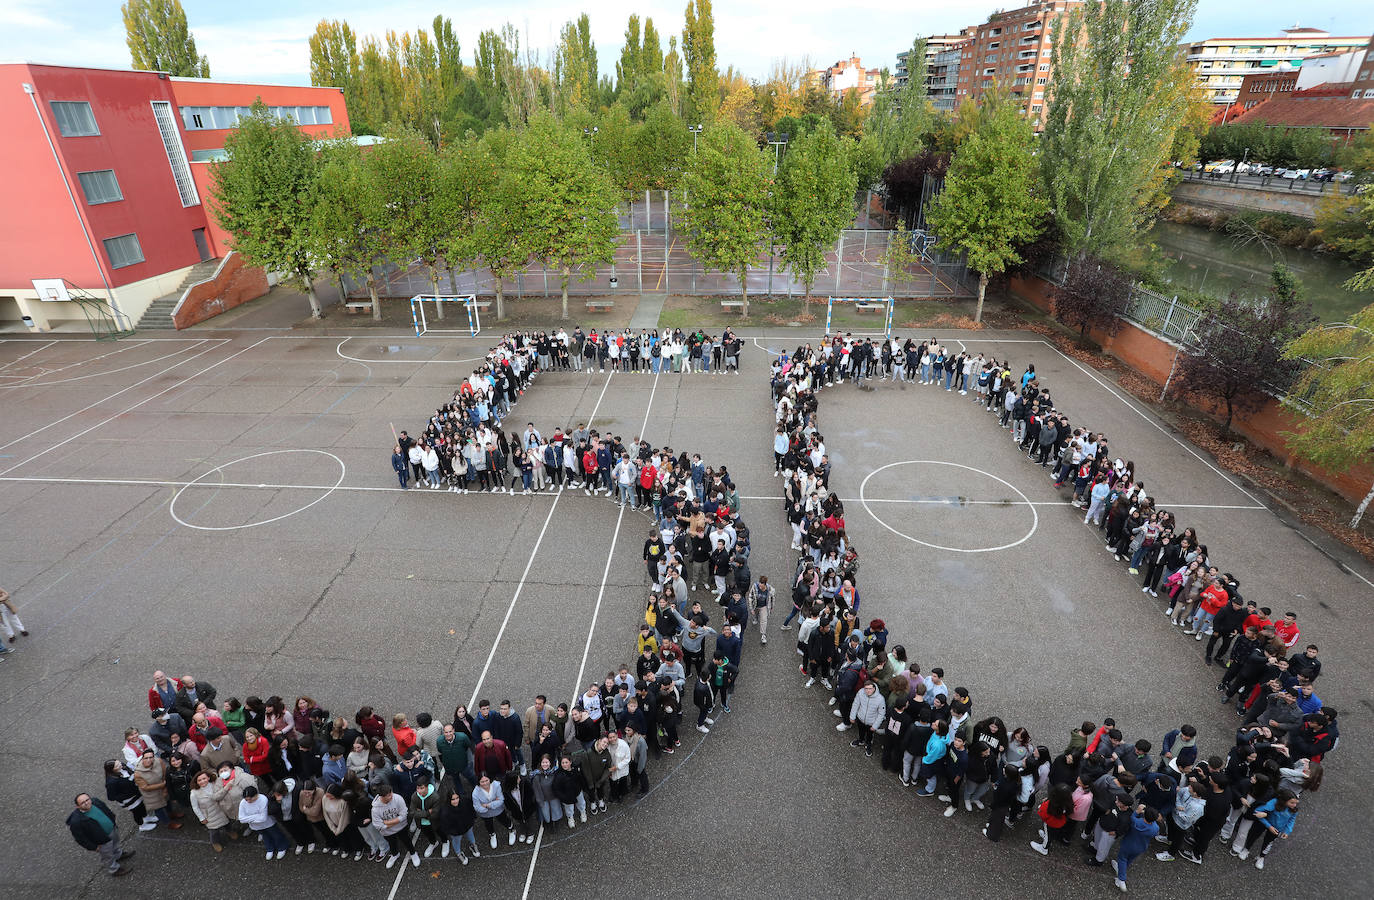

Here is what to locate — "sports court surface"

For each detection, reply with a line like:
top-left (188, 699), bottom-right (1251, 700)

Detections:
top-left (0, 326), bottom-right (1370, 899)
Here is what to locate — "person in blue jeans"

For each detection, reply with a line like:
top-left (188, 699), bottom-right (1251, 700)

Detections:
top-left (1115, 804), bottom-right (1161, 891)
top-left (391, 446), bottom-right (409, 488)
top-left (239, 785), bottom-right (292, 859)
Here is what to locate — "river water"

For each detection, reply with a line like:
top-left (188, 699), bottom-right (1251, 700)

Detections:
top-left (1152, 220), bottom-right (1367, 324)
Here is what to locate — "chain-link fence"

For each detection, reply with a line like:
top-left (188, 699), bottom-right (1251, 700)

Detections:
top-left (346, 188), bottom-right (976, 301)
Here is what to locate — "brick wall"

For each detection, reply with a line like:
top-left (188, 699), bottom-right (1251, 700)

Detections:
top-left (1007, 273), bottom-right (1373, 504)
top-left (172, 252), bottom-right (269, 329)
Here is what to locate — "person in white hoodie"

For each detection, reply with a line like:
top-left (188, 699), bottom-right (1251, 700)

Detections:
top-left (606, 731), bottom-right (632, 801)
top-left (847, 682), bottom-right (887, 756)
top-left (237, 785), bottom-right (290, 860)
top-left (371, 783), bottom-right (419, 869)
top-left (421, 444), bottom-right (440, 488)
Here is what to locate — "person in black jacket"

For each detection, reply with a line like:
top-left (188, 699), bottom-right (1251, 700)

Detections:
top-left (982, 765), bottom-right (1022, 842)
top-left (436, 776), bottom-right (480, 862)
top-left (68, 794), bottom-right (134, 876)
top-left (1206, 596), bottom-right (1249, 667)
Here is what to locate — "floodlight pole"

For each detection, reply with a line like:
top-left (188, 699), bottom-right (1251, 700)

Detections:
top-left (765, 132), bottom-right (789, 297)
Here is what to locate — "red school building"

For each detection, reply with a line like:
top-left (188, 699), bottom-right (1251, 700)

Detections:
top-left (0, 63), bottom-right (349, 331)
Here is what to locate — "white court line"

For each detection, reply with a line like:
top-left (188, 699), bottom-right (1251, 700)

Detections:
top-left (0, 340), bottom-right (56, 372)
top-left (0, 337), bottom-right (265, 477)
top-left (389, 371), bottom-right (616, 900)
top-left (738, 494), bottom-right (1267, 510)
top-left (335, 337), bottom-right (491, 365)
top-left (0, 339), bottom-right (216, 387)
top-left (519, 365), bottom-right (663, 900)
top-left (1034, 340), bottom-right (1264, 507)
top-left (0, 339), bottom-right (230, 456)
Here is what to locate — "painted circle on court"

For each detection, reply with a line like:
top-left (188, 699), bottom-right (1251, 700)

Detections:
top-left (169, 449), bottom-right (346, 531)
top-left (858, 460), bottom-right (1039, 553)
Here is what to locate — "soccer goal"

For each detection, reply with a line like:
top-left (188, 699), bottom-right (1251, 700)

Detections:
top-left (826, 297), bottom-right (895, 337)
top-left (409, 295), bottom-right (481, 337)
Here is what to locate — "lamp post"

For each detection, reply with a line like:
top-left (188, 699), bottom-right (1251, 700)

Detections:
top-left (764, 132), bottom-right (790, 296)
top-left (1231, 146), bottom-right (1249, 184)
top-left (688, 124), bottom-right (703, 152)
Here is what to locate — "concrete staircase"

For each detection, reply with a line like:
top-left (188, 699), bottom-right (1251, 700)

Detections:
top-left (136, 259), bottom-right (221, 330)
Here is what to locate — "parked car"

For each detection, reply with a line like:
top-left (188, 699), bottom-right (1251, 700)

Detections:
top-left (1281, 168), bottom-right (1311, 180)
top-left (1255, 165), bottom-right (1277, 176)
top-left (1334, 171), bottom-right (1354, 183)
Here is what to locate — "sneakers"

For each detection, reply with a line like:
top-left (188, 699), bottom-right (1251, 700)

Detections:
top-left (760, 635), bottom-right (767, 645)
top-left (915, 789), bottom-right (935, 797)
top-left (490, 834), bottom-right (498, 849)
top-left (458, 852), bottom-right (469, 865)
top-left (508, 831), bottom-right (516, 845)
top-left (274, 850), bottom-right (285, 860)
top-left (705, 717), bottom-right (715, 725)
top-left (850, 738), bottom-right (863, 748)
top-left (943, 805), bottom-right (956, 817)
top-left (821, 678), bottom-right (833, 690)
top-left (386, 854), bottom-right (400, 869)
top-left (1114, 878), bottom-right (1127, 892)
top-left (937, 795), bottom-right (951, 803)
top-left (441, 842), bottom-right (450, 858)
top-left (804, 677), bottom-right (815, 688)
top-left (828, 697), bottom-right (838, 706)
top-left (964, 798), bottom-right (973, 812)
top-left (1255, 856), bottom-right (1265, 870)
top-left (266, 851), bottom-right (276, 861)
top-left (835, 722), bottom-right (850, 731)
top-left (779, 624), bottom-right (792, 631)
top-left (138, 822), bottom-right (157, 832)
top-left (580, 807), bottom-right (588, 823)
top-left (1031, 841), bottom-right (1048, 856)
top-left (832, 709), bottom-right (843, 718)
top-left (424, 843), bottom-right (435, 858)
top-left (973, 800), bottom-right (985, 810)
top-left (1236, 849), bottom-right (1249, 861)
top-left (409, 853), bottom-right (421, 867)
top-left (722, 705), bottom-right (730, 713)
top-left (1180, 850), bottom-right (1203, 865)
top-left (1128, 567), bottom-right (1139, 575)
top-left (697, 725), bottom-right (710, 733)
top-left (1155, 851), bottom-right (1175, 861)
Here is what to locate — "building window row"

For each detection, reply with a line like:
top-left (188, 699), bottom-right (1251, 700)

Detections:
top-left (178, 105), bottom-right (333, 131)
top-left (151, 101), bottom-right (200, 208)
top-left (76, 169), bottom-right (122, 205)
top-left (102, 233), bottom-right (144, 269)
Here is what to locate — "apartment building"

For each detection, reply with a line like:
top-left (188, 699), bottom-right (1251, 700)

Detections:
top-left (954, 1), bottom-right (1081, 128)
top-left (1181, 26), bottom-right (1370, 106)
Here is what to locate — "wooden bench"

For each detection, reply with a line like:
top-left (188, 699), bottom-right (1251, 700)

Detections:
top-left (720, 300), bottom-right (745, 312)
top-left (855, 301), bottom-right (887, 314)
top-left (344, 301), bottom-right (373, 314)
top-left (585, 300), bottom-right (615, 312)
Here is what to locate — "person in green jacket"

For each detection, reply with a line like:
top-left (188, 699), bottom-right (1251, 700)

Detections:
top-left (437, 724), bottom-right (475, 788)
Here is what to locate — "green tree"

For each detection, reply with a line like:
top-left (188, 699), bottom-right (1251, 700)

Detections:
top-left (1041, 0), bottom-right (1197, 263)
top-left (1338, 128), bottom-right (1374, 182)
top-left (504, 116), bottom-right (621, 318)
top-left (122, 0), bottom-right (209, 77)
top-left (1281, 304), bottom-right (1374, 525)
top-left (310, 140), bottom-right (388, 319)
top-left (1315, 188), bottom-right (1374, 291)
top-left (863, 38), bottom-right (933, 170)
top-left (677, 122), bottom-right (771, 315)
top-left (664, 35), bottom-right (685, 117)
top-left (211, 102), bottom-right (324, 318)
top-left (926, 94), bottom-right (1047, 323)
top-left (366, 128), bottom-right (445, 307)
top-left (617, 14), bottom-right (644, 92)
top-left (771, 120), bottom-right (858, 305)
top-left (466, 130), bottom-right (525, 319)
top-left (683, 0), bottom-right (719, 123)
top-left (635, 101), bottom-right (693, 191)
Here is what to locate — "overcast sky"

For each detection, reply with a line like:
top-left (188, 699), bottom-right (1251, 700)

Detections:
top-left (2, 0), bottom-right (1368, 85)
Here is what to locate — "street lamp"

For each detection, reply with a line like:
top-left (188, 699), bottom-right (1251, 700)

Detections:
top-left (1231, 146), bottom-right (1250, 185)
top-left (764, 132), bottom-right (790, 296)
top-left (688, 124), bottom-right (703, 152)
top-left (583, 126), bottom-right (599, 137)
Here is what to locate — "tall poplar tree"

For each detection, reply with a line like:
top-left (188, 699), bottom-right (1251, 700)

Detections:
top-left (122, 0), bottom-right (210, 77)
top-left (683, 0), bottom-right (719, 123)
top-left (1040, 0), bottom-right (1197, 262)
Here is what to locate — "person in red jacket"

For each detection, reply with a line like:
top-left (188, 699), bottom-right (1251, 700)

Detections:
top-left (581, 446), bottom-right (600, 494)
top-left (241, 727), bottom-right (273, 782)
top-left (1185, 580), bottom-right (1229, 640)
top-left (148, 671), bottom-right (182, 715)
top-left (1243, 606), bottom-right (1275, 635)
top-left (392, 713), bottom-right (418, 757)
top-left (355, 706), bottom-right (386, 741)
top-left (473, 732), bottom-right (513, 780)
top-left (1274, 612), bottom-right (1301, 650)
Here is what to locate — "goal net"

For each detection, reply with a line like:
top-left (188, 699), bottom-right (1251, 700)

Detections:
top-left (410, 295), bottom-right (481, 337)
top-left (825, 297), bottom-right (894, 337)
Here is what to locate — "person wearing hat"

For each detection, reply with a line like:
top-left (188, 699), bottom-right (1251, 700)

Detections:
top-left (147, 707), bottom-right (189, 755)
top-left (68, 793), bottom-right (134, 876)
